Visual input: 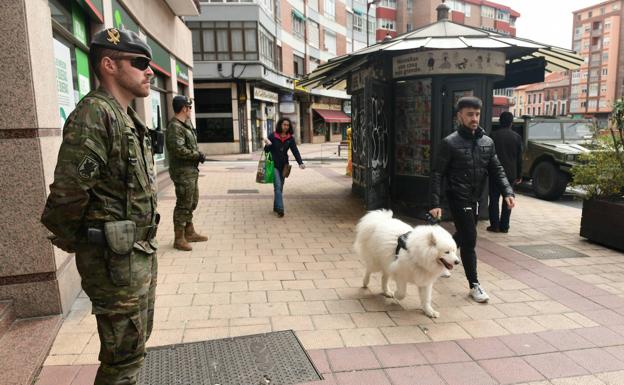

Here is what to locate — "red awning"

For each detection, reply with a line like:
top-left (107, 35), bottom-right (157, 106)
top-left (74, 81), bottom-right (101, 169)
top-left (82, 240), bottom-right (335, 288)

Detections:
top-left (313, 108), bottom-right (351, 123)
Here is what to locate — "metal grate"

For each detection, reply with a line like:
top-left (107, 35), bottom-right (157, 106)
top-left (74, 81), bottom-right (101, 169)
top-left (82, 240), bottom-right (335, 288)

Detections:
top-left (138, 330), bottom-right (321, 385)
top-left (227, 189), bottom-right (260, 194)
top-left (510, 244), bottom-right (590, 259)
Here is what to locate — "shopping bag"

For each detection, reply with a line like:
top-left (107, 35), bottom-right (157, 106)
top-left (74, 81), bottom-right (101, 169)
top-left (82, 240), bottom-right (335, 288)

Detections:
top-left (256, 152), bottom-right (267, 183)
top-left (264, 152), bottom-right (275, 183)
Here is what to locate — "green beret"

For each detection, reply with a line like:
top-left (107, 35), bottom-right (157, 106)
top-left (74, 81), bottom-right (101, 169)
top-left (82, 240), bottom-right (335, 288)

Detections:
top-left (90, 28), bottom-right (152, 59)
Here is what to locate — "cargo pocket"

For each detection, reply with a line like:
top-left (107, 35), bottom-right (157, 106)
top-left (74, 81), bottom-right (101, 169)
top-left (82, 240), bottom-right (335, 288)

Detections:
top-left (104, 249), bottom-right (132, 287)
top-left (96, 312), bottom-right (144, 364)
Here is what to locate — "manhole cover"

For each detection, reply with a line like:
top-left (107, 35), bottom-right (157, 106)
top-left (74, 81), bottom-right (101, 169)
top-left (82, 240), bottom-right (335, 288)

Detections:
top-left (227, 189), bottom-right (259, 194)
top-left (138, 330), bottom-right (321, 385)
top-left (510, 244), bottom-right (590, 259)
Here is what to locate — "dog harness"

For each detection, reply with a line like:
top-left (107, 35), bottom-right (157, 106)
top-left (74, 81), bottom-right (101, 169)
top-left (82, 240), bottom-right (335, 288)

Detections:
top-left (395, 232), bottom-right (411, 259)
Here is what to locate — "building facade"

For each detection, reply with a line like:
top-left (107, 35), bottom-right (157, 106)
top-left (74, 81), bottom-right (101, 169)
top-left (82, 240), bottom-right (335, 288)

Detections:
top-left (0, 0), bottom-right (197, 319)
top-left (189, 0), bottom-right (362, 154)
top-left (512, 72), bottom-right (570, 117)
top-left (570, 0), bottom-right (622, 126)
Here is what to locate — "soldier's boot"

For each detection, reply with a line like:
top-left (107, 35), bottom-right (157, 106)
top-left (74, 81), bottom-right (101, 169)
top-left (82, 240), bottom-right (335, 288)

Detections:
top-left (173, 227), bottom-right (192, 251)
top-left (185, 222), bottom-right (208, 242)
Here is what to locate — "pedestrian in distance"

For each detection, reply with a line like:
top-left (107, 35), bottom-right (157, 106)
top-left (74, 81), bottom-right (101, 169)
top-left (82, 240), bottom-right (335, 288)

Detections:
top-left (165, 95), bottom-right (208, 251)
top-left (488, 111), bottom-right (523, 234)
top-left (263, 117), bottom-right (305, 217)
top-left (429, 96), bottom-right (515, 303)
top-left (41, 28), bottom-right (159, 385)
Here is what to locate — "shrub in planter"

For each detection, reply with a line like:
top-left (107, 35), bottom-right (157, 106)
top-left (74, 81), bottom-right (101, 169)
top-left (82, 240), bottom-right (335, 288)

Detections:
top-left (571, 99), bottom-right (624, 250)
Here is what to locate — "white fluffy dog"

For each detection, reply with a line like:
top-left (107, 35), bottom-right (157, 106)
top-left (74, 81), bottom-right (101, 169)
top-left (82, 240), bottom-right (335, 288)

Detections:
top-left (354, 210), bottom-right (460, 318)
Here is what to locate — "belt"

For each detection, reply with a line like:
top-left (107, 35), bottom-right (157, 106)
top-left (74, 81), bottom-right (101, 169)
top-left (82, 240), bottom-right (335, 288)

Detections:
top-left (84, 223), bottom-right (158, 245)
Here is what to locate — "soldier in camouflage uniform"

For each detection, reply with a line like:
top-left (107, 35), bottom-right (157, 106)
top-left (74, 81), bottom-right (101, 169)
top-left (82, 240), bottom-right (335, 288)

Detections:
top-left (166, 95), bottom-right (208, 251)
top-left (41, 28), bottom-right (158, 385)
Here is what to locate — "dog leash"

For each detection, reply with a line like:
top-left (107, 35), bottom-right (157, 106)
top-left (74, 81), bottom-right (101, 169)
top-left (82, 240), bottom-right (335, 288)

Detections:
top-left (394, 213), bottom-right (441, 260)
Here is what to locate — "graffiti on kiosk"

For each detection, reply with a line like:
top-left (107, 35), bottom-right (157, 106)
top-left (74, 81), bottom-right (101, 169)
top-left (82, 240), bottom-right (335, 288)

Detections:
top-left (392, 49), bottom-right (506, 78)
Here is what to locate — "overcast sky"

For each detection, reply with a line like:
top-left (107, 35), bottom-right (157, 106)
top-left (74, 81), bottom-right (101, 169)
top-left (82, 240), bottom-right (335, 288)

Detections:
top-left (500, 0), bottom-right (607, 49)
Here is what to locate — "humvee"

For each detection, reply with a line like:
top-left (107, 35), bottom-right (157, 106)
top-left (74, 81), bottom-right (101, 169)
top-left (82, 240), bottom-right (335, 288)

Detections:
top-left (491, 117), bottom-right (594, 200)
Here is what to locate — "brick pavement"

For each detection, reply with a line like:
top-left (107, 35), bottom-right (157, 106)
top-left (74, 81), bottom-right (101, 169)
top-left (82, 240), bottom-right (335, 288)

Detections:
top-left (34, 157), bottom-right (624, 385)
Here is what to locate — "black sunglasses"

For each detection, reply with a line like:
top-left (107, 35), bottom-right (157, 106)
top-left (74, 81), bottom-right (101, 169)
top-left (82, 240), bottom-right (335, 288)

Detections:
top-left (114, 55), bottom-right (151, 71)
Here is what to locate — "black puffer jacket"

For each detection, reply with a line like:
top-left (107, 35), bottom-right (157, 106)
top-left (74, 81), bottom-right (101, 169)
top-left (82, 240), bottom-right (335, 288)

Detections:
top-left (430, 126), bottom-right (513, 207)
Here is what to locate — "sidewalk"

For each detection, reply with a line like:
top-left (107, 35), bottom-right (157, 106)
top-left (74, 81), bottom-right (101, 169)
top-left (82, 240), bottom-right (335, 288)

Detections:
top-left (34, 159), bottom-right (624, 385)
top-left (205, 141), bottom-right (348, 162)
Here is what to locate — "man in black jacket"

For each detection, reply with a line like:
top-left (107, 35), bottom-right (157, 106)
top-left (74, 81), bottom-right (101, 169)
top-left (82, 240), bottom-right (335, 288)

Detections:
top-left (429, 97), bottom-right (515, 303)
top-left (488, 111), bottom-right (523, 233)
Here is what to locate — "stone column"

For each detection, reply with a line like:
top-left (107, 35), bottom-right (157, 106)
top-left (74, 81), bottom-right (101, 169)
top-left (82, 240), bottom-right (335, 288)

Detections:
top-left (0, 0), bottom-right (82, 318)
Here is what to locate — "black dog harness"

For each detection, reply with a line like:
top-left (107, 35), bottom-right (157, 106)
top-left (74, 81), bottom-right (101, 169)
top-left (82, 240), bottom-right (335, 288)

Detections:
top-left (395, 232), bottom-right (411, 259)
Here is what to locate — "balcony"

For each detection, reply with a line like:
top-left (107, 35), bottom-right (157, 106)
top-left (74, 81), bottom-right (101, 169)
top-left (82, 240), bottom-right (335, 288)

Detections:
top-left (164, 0), bottom-right (200, 15)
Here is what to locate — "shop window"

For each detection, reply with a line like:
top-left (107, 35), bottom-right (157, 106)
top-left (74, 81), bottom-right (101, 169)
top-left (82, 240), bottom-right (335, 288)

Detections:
top-left (195, 89), bottom-right (234, 143)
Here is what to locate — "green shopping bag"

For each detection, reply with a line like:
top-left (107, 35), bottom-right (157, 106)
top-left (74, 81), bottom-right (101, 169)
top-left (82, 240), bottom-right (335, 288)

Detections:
top-left (264, 152), bottom-right (275, 183)
top-left (256, 152), bottom-right (275, 184)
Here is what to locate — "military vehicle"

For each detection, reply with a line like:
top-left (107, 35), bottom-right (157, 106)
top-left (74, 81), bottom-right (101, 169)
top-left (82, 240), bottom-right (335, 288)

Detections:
top-left (491, 117), bottom-right (594, 200)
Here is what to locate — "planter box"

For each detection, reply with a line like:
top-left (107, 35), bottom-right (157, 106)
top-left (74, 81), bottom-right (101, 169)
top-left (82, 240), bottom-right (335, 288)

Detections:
top-left (580, 198), bottom-right (624, 251)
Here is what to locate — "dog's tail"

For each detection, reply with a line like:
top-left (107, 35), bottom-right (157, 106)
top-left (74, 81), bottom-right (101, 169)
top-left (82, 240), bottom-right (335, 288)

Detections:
top-left (353, 210), bottom-right (393, 255)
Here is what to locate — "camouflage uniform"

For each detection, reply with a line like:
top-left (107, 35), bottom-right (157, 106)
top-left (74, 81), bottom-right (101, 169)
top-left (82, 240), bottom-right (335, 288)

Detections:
top-left (165, 118), bottom-right (201, 229)
top-left (42, 87), bottom-right (158, 385)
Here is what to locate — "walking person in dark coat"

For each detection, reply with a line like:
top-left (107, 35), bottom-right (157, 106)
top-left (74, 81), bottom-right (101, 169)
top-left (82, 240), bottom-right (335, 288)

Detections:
top-left (487, 111), bottom-right (523, 233)
top-left (263, 117), bottom-right (305, 217)
top-left (429, 97), bottom-right (515, 303)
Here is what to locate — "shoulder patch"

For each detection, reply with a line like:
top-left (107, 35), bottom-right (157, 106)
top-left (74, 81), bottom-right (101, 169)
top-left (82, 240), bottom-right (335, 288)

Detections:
top-left (78, 156), bottom-right (99, 180)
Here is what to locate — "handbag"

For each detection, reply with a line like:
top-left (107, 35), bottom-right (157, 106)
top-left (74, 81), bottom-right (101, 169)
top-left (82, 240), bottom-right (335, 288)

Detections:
top-left (282, 164), bottom-right (292, 178)
top-left (256, 152), bottom-right (275, 184)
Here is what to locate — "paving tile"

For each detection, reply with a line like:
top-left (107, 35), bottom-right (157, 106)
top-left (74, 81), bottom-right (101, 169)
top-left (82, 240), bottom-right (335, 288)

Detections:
top-left (296, 330), bottom-right (344, 350)
top-left (350, 312), bottom-right (395, 328)
top-left (371, 343), bottom-right (427, 367)
top-left (604, 345), bottom-right (624, 361)
top-left (289, 301), bottom-right (328, 315)
top-left (297, 373), bottom-right (338, 385)
top-left (550, 375), bottom-right (607, 385)
top-left (210, 304), bottom-right (249, 319)
top-left (499, 333), bottom-right (557, 356)
top-left (460, 304), bottom-right (506, 320)
top-left (422, 322), bottom-right (471, 341)
top-left (583, 309), bottom-right (624, 326)
top-left (70, 365), bottom-right (98, 385)
top-left (574, 327), bottom-right (624, 347)
top-left (531, 314), bottom-right (583, 330)
top-left (496, 316), bottom-right (548, 334)
top-left (433, 362), bottom-right (497, 385)
top-left (458, 319), bottom-right (510, 338)
top-left (182, 327), bottom-right (229, 342)
top-left (250, 303), bottom-right (290, 317)
top-left (324, 300), bottom-right (366, 314)
top-left (326, 346), bottom-right (380, 372)
top-left (312, 314), bottom-right (356, 330)
top-left (380, 325), bottom-right (429, 344)
top-left (339, 328), bottom-right (388, 347)
top-left (193, 293), bottom-right (230, 306)
top-left (458, 337), bottom-right (515, 360)
top-left (385, 366), bottom-right (446, 385)
top-left (596, 370), bottom-right (624, 385)
top-left (524, 352), bottom-right (589, 379)
top-left (267, 290), bottom-right (304, 302)
top-left (564, 348), bottom-right (624, 373)
top-left (230, 324), bottom-right (272, 337)
top-left (333, 369), bottom-right (391, 385)
top-left (536, 330), bottom-right (595, 351)
top-left (307, 349), bottom-right (331, 374)
top-left (34, 366), bottom-right (80, 385)
top-left (271, 315), bottom-right (314, 331)
top-left (479, 357), bottom-right (545, 384)
top-left (417, 341), bottom-right (471, 364)
top-left (496, 303), bottom-right (541, 317)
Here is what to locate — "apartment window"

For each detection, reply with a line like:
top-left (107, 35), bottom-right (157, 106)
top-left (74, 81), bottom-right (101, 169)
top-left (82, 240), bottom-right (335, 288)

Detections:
top-left (293, 54), bottom-right (304, 78)
top-left (601, 7), bottom-right (605, 15)
top-left (588, 11), bottom-right (592, 17)
top-left (605, 19), bottom-right (611, 30)
top-left (407, 0), bottom-right (413, 12)
top-left (307, 20), bottom-right (319, 48)
top-left (406, 23), bottom-right (413, 32)
top-left (604, 36), bottom-right (610, 47)
top-left (591, 52), bottom-right (600, 63)
top-left (561, 103), bottom-right (566, 115)
top-left (574, 27), bottom-right (582, 39)
top-left (589, 83), bottom-right (599, 96)
top-left (378, 0), bottom-right (396, 8)
top-left (593, 21), bottom-right (601, 30)
top-left (603, 52), bottom-right (609, 61)
top-left (481, 6), bottom-right (494, 18)
top-left (353, 14), bottom-right (364, 32)
top-left (614, 3), bottom-right (620, 10)
top-left (447, 0), bottom-right (466, 14)
top-left (601, 83), bottom-right (608, 94)
top-left (324, 0), bottom-right (335, 20)
top-left (602, 68), bottom-right (608, 76)
top-left (584, 23), bottom-right (590, 32)
top-left (259, 0), bottom-right (273, 16)
top-left (259, 27), bottom-right (276, 68)
top-left (324, 30), bottom-right (336, 54)
top-left (276, 45), bottom-right (282, 71)
top-left (577, 14), bottom-right (581, 21)
top-left (495, 10), bottom-right (509, 22)
top-left (292, 12), bottom-right (304, 39)
top-left (378, 19), bottom-right (395, 30)
top-left (583, 40), bottom-right (589, 50)
top-left (466, 3), bottom-right (471, 17)
top-left (308, 57), bottom-right (320, 72)
top-left (309, 0), bottom-right (318, 10)
top-left (538, 94), bottom-right (542, 103)
top-left (537, 107), bottom-right (541, 115)
top-left (588, 100), bottom-right (597, 110)
top-left (189, 21), bottom-right (258, 62)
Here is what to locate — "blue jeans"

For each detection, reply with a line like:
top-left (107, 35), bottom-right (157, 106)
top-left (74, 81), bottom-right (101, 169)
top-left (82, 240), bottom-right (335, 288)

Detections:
top-left (273, 168), bottom-right (285, 212)
top-left (488, 181), bottom-right (512, 231)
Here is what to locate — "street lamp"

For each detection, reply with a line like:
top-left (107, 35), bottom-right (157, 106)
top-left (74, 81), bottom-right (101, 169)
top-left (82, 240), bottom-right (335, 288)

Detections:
top-left (366, 0), bottom-right (378, 46)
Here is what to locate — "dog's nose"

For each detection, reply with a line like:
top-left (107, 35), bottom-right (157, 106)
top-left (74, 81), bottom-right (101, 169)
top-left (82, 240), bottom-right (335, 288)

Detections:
top-left (454, 260), bottom-right (460, 265)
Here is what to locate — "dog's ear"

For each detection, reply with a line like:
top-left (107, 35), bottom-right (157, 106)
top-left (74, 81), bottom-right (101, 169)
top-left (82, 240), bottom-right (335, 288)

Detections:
top-left (428, 232), bottom-right (437, 247)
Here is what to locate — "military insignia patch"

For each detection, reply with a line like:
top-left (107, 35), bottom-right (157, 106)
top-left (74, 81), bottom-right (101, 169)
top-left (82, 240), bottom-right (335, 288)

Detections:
top-left (107, 28), bottom-right (121, 45)
top-left (78, 156), bottom-right (99, 180)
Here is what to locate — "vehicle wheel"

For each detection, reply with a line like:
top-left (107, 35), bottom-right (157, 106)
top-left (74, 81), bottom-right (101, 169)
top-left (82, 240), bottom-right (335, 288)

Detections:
top-left (532, 161), bottom-right (569, 200)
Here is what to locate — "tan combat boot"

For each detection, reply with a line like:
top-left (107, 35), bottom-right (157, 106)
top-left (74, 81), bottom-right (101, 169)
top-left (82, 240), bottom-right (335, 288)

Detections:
top-left (185, 222), bottom-right (208, 242)
top-left (173, 227), bottom-right (192, 251)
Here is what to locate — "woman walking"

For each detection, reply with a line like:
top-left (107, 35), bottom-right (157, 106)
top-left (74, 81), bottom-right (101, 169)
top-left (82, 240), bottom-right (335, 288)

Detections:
top-left (263, 117), bottom-right (305, 217)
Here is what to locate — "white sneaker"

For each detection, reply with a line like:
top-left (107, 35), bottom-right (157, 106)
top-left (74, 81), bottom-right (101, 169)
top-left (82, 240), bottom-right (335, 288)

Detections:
top-left (470, 283), bottom-right (490, 303)
top-left (440, 269), bottom-right (451, 278)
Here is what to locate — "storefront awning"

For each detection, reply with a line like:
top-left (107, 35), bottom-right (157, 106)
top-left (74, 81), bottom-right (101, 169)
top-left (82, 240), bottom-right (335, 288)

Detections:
top-left (313, 109), bottom-right (351, 123)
